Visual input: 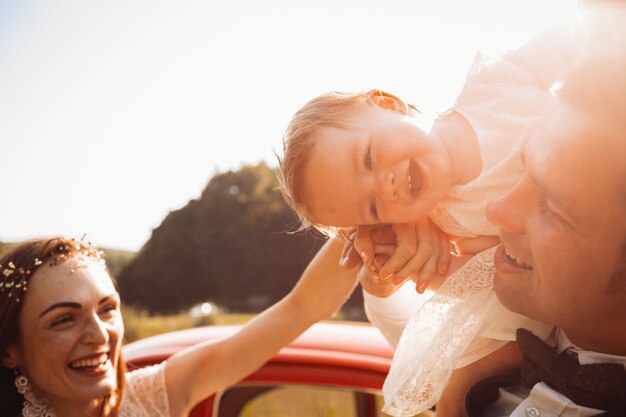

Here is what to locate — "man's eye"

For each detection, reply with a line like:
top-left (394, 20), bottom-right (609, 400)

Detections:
top-left (369, 198), bottom-right (379, 221)
top-left (541, 200), bottom-right (562, 222)
top-left (364, 146), bottom-right (373, 170)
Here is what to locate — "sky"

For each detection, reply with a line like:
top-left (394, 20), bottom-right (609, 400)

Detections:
top-left (0, 0), bottom-right (577, 251)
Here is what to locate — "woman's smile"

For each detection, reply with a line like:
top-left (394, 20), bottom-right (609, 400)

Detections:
top-left (67, 351), bottom-right (113, 376)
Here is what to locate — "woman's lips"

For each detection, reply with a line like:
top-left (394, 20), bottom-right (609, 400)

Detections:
top-left (68, 353), bottom-right (113, 376)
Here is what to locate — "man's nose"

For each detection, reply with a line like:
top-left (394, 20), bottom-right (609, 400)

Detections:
top-left (486, 177), bottom-right (531, 235)
top-left (377, 170), bottom-right (398, 201)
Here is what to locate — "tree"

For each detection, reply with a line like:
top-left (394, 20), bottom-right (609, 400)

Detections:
top-left (118, 163), bottom-right (365, 318)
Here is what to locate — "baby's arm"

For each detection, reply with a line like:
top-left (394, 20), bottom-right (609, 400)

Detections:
top-left (163, 238), bottom-right (359, 417)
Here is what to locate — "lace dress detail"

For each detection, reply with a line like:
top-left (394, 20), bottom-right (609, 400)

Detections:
top-left (119, 363), bottom-right (170, 417)
top-left (382, 248), bottom-right (499, 417)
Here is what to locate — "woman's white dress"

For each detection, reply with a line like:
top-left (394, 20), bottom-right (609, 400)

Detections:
top-left (120, 363), bottom-right (170, 417)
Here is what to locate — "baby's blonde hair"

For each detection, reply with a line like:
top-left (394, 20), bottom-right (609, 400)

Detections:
top-left (277, 89), bottom-right (417, 232)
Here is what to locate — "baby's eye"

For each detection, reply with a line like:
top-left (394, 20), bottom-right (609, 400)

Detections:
top-left (369, 198), bottom-right (379, 221)
top-left (364, 145), bottom-right (373, 170)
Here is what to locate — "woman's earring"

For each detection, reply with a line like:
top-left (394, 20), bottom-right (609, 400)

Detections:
top-left (14, 370), bottom-right (56, 417)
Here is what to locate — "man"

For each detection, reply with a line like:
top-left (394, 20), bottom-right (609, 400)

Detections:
top-left (467, 44), bottom-right (626, 417)
top-left (352, 42), bottom-right (626, 417)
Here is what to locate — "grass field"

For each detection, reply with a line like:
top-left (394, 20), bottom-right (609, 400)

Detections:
top-left (122, 305), bottom-right (254, 342)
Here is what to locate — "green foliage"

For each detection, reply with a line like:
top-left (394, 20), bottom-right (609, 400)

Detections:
top-left (102, 247), bottom-right (136, 281)
top-left (117, 162), bottom-right (365, 317)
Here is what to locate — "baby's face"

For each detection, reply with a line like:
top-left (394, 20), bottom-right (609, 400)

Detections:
top-left (302, 104), bottom-right (454, 227)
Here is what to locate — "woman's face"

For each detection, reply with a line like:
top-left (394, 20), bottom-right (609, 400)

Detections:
top-left (10, 256), bottom-right (123, 406)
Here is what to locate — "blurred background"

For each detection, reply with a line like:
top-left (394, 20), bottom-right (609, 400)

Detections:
top-left (0, 0), bottom-right (576, 339)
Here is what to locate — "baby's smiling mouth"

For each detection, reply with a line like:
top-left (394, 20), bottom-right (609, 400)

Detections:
top-left (408, 159), bottom-right (422, 197)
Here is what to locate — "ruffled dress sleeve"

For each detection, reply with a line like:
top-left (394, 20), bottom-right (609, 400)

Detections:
top-left (119, 362), bottom-right (171, 417)
top-left (430, 51), bottom-right (553, 238)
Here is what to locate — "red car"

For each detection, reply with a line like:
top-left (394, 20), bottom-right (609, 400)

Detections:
top-left (123, 321), bottom-right (397, 417)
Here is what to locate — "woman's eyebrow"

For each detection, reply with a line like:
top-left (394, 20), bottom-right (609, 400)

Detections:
top-left (39, 302), bottom-right (81, 318)
top-left (99, 294), bottom-right (119, 304)
top-left (38, 294), bottom-right (119, 318)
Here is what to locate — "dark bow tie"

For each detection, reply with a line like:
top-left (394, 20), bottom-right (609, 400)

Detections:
top-left (517, 328), bottom-right (626, 412)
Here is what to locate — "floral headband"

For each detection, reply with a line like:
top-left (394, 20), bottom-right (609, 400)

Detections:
top-left (0, 235), bottom-right (105, 303)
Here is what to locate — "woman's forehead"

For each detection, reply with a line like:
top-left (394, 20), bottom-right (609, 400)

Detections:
top-left (25, 258), bottom-right (115, 308)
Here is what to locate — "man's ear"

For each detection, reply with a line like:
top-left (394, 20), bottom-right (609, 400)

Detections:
top-left (2, 343), bottom-right (21, 369)
top-left (366, 90), bottom-right (408, 114)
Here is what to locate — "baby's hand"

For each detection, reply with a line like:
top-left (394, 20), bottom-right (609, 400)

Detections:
top-left (378, 219), bottom-right (452, 293)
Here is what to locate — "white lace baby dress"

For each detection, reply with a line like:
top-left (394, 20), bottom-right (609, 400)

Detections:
top-left (382, 248), bottom-right (500, 416)
top-left (119, 362), bottom-right (170, 417)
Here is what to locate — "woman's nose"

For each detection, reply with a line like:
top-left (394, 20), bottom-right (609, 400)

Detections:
top-left (82, 315), bottom-right (110, 345)
top-left (377, 170), bottom-right (398, 201)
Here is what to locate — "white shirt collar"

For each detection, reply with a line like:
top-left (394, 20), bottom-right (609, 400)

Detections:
top-left (556, 328), bottom-right (626, 367)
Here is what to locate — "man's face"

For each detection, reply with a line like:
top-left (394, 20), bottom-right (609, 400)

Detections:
top-left (486, 99), bottom-right (626, 351)
top-left (302, 103), bottom-right (453, 227)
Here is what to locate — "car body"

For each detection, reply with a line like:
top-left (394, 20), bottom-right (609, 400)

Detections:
top-left (123, 321), bottom-right (398, 417)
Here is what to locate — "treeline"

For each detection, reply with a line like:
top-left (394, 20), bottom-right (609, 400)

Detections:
top-left (117, 163), bottom-right (365, 319)
top-left (0, 164), bottom-right (366, 319)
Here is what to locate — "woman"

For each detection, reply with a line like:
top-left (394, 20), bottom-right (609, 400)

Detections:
top-left (0, 235), bottom-right (357, 417)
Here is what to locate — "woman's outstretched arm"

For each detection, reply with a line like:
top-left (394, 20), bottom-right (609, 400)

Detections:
top-left (163, 237), bottom-right (359, 417)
